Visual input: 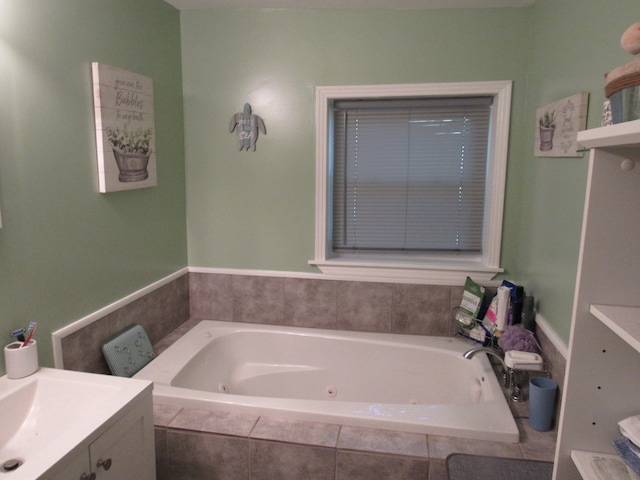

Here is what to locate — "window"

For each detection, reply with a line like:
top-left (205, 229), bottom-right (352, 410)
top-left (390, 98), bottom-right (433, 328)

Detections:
top-left (310, 81), bottom-right (512, 285)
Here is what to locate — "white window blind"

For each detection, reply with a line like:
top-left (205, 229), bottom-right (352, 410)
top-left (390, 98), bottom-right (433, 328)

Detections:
top-left (332, 96), bottom-right (492, 254)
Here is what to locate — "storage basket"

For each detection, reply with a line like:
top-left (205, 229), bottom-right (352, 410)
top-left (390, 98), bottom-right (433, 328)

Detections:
top-left (605, 72), bottom-right (640, 124)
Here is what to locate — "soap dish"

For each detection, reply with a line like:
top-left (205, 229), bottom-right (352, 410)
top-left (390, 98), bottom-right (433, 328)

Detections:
top-left (504, 350), bottom-right (544, 371)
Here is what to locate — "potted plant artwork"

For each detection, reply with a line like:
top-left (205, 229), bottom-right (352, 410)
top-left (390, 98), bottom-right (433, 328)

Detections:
top-left (538, 110), bottom-right (556, 151)
top-left (534, 93), bottom-right (589, 157)
top-left (106, 127), bottom-right (153, 182)
top-left (92, 63), bottom-right (157, 192)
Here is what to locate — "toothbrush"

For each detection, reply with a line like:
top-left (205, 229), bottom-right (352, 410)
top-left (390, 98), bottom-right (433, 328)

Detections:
top-left (22, 321), bottom-right (36, 347)
top-left (10, 328), bottom-right (26, 343)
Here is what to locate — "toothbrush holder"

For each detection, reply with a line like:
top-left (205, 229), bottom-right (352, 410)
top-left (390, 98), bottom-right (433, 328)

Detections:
top-left (4, 340), bottom-right (39, 379)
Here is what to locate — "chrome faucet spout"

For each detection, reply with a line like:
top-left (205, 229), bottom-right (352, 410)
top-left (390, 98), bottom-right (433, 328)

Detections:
top-left (463, 346), bottom-right (509, 372)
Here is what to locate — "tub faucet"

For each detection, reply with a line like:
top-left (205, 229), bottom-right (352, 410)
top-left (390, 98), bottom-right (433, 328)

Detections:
top-left (462, 347), bottom-right (513, 387)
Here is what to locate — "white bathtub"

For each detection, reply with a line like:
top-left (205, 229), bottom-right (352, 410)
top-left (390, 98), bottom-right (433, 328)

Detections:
top-left (134, 320), bottom-right (519, 442)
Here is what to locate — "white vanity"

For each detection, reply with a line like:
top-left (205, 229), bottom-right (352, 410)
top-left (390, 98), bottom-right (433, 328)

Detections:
top-left (0, 368), bottom-right (155, 479)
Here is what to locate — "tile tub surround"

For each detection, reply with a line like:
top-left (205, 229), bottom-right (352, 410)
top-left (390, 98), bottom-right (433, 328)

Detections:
top-left (60, 273), bottom-right (190, 373)
top-left (59, 270), bottom-right (565, 393)
top-left (187, 271), bottom-right (566, 395)
top-left (187, 271), bottom-right (566, 396)
top-left (188, 272), bottom-right (465, 336)
top-left (60, 271), bottom-right (466, 373)
top-left (56, 270), bottom-right (564, 478)
top-left (153, 403), bottom-right (556, 480)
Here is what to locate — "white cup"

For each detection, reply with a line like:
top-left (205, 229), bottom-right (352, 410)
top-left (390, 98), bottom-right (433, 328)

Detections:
top-left (4, 340), bottom-right (39, 379)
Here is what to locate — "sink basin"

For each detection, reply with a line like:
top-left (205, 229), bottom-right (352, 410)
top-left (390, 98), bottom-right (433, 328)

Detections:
top-left (0, 367), bottom-right (152, 478)
top-left (0, 373), bottom-right (120, 451)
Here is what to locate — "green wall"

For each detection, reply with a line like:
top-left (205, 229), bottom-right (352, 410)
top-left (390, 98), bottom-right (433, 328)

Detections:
top-left (0, 1), bottom-right (636, 376)
top-left (514, 0), bottom-right (638, 341)
top-left (182, 8), bottom-right (531, 272)
top-left (182, 4), bottom-right (639, 345)
top-left (0, 0), bottom-right (187, 374)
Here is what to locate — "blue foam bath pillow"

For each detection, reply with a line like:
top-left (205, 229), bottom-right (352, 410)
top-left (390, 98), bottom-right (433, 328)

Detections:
top-left (102, 324), bottom-right (156, 377)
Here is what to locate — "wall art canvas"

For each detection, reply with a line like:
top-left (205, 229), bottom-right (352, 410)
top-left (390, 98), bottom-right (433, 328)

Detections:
top-left (92, 62), bottom-right (157, 192)
top-left (534, 92), bottom-right (589, 157)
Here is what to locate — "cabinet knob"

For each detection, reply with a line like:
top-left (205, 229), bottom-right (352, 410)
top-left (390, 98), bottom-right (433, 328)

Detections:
top-left (97, 458), bottom-right (113, 471)
top-left (80, 473), bottom-right (96, 480)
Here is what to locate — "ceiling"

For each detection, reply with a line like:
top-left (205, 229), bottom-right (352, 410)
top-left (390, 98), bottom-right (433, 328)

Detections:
top-left (164, 0), bottom-right (535, 10)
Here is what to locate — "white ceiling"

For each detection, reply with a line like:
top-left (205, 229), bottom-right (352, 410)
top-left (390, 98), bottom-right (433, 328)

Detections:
top-left (164, 0), bottom-right (534, 10)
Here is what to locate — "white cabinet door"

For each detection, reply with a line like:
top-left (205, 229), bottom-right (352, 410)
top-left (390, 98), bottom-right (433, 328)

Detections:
top-left (40, 390), bottom-right (155, 480)
top-left (90, 401), bottom-right (155, 480)
top-left (47, 448), bottom-right (92, 480)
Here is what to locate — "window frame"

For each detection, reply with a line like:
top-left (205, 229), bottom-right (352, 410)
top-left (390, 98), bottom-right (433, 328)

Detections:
top-left (309, 81), bottom-right (512, 285)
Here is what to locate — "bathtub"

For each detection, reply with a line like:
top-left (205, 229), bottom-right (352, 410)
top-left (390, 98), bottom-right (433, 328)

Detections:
top-left (134, 320), bottom-right (519, 442)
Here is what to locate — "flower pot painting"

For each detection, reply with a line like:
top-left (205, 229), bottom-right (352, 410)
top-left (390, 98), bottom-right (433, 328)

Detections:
top-left (92, 63), bottom-right (157, 192)
top-left (112, 149), bottom-right (150, 182)
top-left (534, 93), bottom-right (589, 157)
top-left (107, 127), bottom-right (152, 182)
top-left (538, 111), bottom-right (556, 151)
top-left (539, 126), bottom-right (556, 151)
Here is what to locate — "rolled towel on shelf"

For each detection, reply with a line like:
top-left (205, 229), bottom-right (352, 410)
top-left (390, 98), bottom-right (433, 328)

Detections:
top-left (591, 455), bottom-right (640, 480)
top-left (613, 437), bottom-right (640, 475)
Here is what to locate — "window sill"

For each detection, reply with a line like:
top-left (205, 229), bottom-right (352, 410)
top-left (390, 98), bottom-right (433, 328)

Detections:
top-left (308, 257), bottom-right (503, 286)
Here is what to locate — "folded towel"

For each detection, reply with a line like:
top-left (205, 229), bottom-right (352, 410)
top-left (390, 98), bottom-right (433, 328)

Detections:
top-left (613, 437), bottom-right (640, 475)
top-left (620, 415), bottom-right (640, 447)
top-left (591, 456), bottom-right (640, 480)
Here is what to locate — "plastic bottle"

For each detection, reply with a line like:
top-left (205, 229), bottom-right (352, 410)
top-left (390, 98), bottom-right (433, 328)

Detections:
top-left (522, 296), bottom-right (536, 331)
top-left (495, 286), bottom-right (510, 336)
top-left (510, 286), bottom-right (524, 326)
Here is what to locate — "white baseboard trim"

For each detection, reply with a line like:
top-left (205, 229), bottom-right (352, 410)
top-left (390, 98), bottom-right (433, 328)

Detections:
top-left (188, 266), bottom-right (490, 285)
top-left (535, 313), bottom-right (568, 359)
top-left (188, 266), bottom-right (326, 280)
top-left (51, 267), bottom-right (189, 369)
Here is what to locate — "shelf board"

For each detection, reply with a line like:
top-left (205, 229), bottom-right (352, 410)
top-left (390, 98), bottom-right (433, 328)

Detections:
top-left (578, 119), bottom-right (640, 150)
top-left (571, 450), bottom-right (627, 480)
top-left (590, 305), bottom-right (640, 354)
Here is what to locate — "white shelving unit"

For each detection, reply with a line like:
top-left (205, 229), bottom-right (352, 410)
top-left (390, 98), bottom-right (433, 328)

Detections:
top-left (590, 305), bottom-right (640, 353)
top-left (553, 118), bottom-right (640, 480)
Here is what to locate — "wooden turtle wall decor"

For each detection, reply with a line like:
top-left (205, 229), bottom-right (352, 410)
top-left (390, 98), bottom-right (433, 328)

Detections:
top-left (229, 103), bottom-right (266, 151)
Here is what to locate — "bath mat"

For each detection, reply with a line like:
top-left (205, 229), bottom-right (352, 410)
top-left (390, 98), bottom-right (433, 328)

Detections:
top-left (102, 324), bottom-right (156, 377)
top-left (447, 454), bottom-right (553, 480)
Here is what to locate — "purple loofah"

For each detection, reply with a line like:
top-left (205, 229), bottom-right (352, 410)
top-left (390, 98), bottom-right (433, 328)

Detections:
top-left (498, 324), bottom-right (541, 353)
